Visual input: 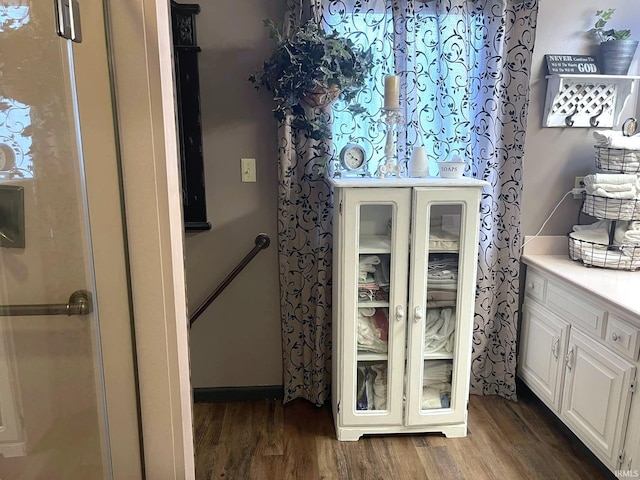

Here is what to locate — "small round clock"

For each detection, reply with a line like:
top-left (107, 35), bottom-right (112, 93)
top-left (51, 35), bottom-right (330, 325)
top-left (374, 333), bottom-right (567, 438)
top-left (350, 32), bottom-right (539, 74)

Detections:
top-left (623, 117), bottom-right (638, 137)
top-left (339, 143), bottom-right (367, 173)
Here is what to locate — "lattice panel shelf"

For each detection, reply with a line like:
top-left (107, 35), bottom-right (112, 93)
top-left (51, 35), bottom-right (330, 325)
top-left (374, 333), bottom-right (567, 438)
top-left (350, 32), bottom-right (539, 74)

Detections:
top-left (544, 74), bottom-right (640, 128)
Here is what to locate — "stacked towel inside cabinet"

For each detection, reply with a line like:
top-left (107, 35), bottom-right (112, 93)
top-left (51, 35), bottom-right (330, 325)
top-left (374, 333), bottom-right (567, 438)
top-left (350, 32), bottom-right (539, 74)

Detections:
top-left (428, 225), bottom-right (460, 252)
top-left (422, 360), bottom-right (452, 409)
top-left (357, 307), bottom-right (389, 353)
top-left (356, 363), bottom-right (387, 411)
top-left (424, 255), bottom-right (458, 355)
top-left (427, 255), bottom-right (458, 292)
top-left (358, 255), bottom-right (390, 302)
top-left (424, 307), bottom-right (456, 354)
top-left (387, 218), bottom-right (461, 251)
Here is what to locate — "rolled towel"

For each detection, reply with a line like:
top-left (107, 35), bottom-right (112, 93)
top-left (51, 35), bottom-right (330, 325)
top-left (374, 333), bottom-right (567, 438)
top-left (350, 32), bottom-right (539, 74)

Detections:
top-left (614, 220), bottom-right (640, 245)
top-left (573, 220), bottom-right (611, 232)
top-left (593, 130), bottom-right (640, 150)
top-left (586, 183), bottom-right (636, 194)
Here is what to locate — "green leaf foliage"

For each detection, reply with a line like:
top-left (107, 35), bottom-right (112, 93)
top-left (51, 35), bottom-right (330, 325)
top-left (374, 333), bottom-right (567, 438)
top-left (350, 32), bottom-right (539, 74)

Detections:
top-left (249, 19), bottom-right (373, 141)
top-left (588, 9), bottom-right (632, 42)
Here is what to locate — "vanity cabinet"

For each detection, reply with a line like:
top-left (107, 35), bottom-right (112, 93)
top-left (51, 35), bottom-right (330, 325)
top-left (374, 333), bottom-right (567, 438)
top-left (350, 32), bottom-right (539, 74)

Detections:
top-left (519, 263), bottom-right (638, 471)
top-left (519, 299), bottom-right (569, 412)
top-left (330, 177), bottom-right (486, 441)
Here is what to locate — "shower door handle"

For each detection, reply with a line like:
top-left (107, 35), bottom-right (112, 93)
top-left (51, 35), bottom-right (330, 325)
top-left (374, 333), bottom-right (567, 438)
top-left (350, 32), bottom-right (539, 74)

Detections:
top-left (0, 290), bottom-right (93, 317)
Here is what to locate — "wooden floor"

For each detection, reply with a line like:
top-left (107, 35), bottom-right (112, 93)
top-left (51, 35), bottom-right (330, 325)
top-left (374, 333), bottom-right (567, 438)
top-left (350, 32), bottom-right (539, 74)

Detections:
top-left (194, 386), bottom-right (615, 480)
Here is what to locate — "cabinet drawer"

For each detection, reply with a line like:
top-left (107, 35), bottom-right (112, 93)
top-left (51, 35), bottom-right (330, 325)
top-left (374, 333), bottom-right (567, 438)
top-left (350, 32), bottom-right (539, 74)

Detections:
top-left (605, 315), bottom-right (640, 361)
top-left (546, 282), bottom-right (606, 338)
top-left (525, 270), bottom-right (547, 304)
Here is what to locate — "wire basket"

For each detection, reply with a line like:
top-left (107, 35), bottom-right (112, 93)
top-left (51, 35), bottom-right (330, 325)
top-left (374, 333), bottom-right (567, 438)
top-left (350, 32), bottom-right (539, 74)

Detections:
top-left (582, 194), bottom-right (640, 221)
top-left (595, 146), bottom-right (640, 173)
top-left (568, 235), bottom-right (640, 271)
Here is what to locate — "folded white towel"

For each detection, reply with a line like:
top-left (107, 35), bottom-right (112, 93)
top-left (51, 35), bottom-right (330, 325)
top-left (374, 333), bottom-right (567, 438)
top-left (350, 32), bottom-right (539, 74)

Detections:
top-left (584, 173), bottom-right (639, 186)
top-left (584, 174), bottom-right (640, 199)
top-left (584, 195), bottom-right (640, 220)
top-left (570, 229), bottom-right (610, 245)
top-left (593, 130), bottom-right (640, 150)
top-left (421, 387), bottom-right (443, 409)
top-left (371, 364), bottom-right (387, 410)
top-left (577, 243), bottom-right (640, 270)
top-left (573, 220), bottom-right (610, 232)
top-left (587, 187), bottom-right (637, 199)
top-left (591, 183), bottom-right (635, 193)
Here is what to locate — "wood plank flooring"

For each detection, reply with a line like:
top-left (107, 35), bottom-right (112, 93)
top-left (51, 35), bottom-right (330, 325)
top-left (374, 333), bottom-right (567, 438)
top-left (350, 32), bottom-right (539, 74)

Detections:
top-left (194, 386), bottom-right (615, 479)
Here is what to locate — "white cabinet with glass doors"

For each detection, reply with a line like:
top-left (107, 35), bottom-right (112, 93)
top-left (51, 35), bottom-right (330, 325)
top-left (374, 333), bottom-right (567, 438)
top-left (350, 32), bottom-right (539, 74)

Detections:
top-left (329, 177), bottom-right (486, 441)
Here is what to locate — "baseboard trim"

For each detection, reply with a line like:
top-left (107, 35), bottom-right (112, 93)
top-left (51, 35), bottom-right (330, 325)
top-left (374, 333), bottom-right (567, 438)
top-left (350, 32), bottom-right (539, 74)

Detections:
top-left (193, 385), bottom-right (284, 403)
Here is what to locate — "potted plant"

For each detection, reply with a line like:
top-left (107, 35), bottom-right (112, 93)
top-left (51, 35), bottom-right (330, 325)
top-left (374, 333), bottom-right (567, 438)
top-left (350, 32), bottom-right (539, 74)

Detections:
top-left (249, 19), bottom-right (373, 141)
top-left (588, 9), bottom-right (638, 75)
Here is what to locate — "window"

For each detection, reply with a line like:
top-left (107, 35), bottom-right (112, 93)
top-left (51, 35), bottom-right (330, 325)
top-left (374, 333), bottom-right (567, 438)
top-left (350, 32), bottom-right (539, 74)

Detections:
top-left (325, 2), bottom-right (487, 176)
top-left (0, 97), bottom-right (33, 180)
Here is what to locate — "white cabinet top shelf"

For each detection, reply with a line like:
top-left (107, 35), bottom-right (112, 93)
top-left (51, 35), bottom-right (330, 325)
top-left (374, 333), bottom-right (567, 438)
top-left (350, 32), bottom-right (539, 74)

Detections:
top-left (329, 177), bottom-right (489, 188)
top-left (543, 74), bottom-right (640, 128)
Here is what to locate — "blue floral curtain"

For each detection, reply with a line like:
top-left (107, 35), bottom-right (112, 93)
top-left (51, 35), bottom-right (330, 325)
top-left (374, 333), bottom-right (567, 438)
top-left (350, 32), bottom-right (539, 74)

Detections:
top-left (279, 0), bottom-right (537, 404)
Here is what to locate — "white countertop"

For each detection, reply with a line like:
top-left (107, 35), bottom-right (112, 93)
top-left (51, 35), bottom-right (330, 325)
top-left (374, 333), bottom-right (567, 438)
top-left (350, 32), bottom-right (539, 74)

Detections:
top-left (328, 176), bottom-right (489, 188)
top-left (522, 254), bottom-right (640, 319)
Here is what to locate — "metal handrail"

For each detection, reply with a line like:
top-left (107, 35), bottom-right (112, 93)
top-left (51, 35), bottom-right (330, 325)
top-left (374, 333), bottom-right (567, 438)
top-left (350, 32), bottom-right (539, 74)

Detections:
top-left (0, 290), bottom-right (93, 317)
top-left (189, 233), bottom-right (270, 326)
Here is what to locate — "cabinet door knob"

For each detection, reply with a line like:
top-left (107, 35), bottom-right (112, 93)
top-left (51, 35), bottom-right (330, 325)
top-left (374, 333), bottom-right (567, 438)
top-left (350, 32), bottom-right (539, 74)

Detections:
top-left (565, 348), bottom-right (574, 370)
top-left (395, 305), bottom-right (405, 322)
top-left (414, 305), bottom-right (423, 323)
top-left (611, 332), bottom-right (619, 342)
top-left (528, 283), bottom-right (534, 290)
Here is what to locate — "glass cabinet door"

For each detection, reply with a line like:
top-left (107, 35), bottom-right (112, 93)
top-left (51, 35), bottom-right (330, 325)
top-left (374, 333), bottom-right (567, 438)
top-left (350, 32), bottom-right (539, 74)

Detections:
top-left (340, 188), bottom-right (409, 427)
top-left (405, 188), bottom-right (478, 427)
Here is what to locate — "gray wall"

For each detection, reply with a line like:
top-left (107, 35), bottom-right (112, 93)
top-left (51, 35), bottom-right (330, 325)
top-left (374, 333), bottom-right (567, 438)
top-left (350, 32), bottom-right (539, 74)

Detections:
top-left (187, 0), bottom-right (284, 389)
top-left (188, 0), bottom-right (640, 389)
top-left (522, 1), bottom-right (640, 236)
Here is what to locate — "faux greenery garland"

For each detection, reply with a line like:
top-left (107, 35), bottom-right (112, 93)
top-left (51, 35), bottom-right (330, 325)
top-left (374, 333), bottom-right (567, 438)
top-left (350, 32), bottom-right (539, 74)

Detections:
top-left (249, 19), bottom-right (373, 141)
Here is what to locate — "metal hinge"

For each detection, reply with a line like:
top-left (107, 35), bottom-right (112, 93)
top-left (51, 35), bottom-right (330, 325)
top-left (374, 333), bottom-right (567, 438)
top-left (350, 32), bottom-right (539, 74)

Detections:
top-left (339, 200), bottom-right (343, 215)
top-left (618, 450), bottom-right (625, 466)
top-left (55, 0), bottom-right (83, 43)
top-left (631, 378), bottom-right (637, 393)
top-left (337, 401), bottom-right (340, 414)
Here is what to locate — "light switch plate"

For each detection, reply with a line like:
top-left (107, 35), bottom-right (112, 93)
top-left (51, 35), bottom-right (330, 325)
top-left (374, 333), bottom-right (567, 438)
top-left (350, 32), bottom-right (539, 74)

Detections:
top-left (241, 158), bottom-right (256, 183)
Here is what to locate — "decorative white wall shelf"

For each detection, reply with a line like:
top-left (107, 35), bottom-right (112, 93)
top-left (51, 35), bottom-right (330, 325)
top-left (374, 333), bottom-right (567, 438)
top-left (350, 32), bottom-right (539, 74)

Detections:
top-left (543, 74), bottom-right (640, 128)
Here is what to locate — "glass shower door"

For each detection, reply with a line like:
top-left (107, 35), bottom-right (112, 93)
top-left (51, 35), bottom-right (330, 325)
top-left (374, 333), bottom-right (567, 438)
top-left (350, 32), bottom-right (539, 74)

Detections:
top-left (0, 2), bottom-right (140, 478)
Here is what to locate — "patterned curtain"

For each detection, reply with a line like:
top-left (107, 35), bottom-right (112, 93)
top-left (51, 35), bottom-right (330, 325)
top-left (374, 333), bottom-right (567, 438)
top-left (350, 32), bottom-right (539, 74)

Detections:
top-left (279, 0), bottom-right (537, 404)
top-left (279, 0), bottom-right (334, 405)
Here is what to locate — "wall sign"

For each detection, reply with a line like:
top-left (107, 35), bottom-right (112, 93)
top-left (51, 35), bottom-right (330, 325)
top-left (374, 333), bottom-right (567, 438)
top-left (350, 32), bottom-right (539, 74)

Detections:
top-left (545, 55), bottom-right (599, 75)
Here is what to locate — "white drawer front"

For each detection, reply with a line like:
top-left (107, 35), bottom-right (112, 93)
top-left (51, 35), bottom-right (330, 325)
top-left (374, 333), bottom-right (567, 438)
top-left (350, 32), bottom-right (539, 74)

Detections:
top-left (546, 282), bottom-right (606, 338)
top-left (525, 270), bottom-right (547, 304)
top-left (605, 314), bottom-right (640, 361)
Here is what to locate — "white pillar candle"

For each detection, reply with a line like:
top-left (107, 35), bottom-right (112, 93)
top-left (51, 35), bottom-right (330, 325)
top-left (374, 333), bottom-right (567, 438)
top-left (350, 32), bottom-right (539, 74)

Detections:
top-left (384, 75), bottom-right (400, 109)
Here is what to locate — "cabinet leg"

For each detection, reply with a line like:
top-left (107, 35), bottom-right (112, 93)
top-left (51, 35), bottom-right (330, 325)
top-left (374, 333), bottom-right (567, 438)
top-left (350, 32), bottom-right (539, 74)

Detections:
top-left (440, 424), bottom-right (468, 438)
top-left (335, 428), bottom-right (363, 441)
